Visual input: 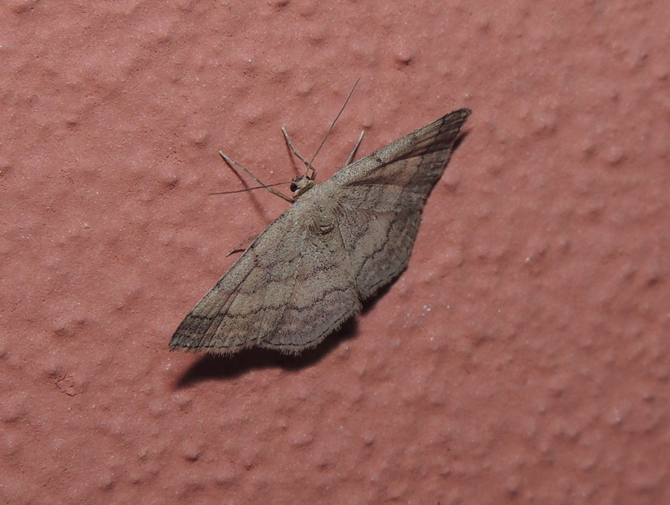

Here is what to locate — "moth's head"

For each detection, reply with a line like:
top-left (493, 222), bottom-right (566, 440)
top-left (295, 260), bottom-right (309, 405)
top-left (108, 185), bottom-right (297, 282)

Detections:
top-left (290, 175), bottom-right (315, 198)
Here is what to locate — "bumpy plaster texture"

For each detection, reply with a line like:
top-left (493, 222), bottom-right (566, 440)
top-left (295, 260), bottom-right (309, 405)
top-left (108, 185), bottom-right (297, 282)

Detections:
top-left (1, 1), bottom-right (669, 504)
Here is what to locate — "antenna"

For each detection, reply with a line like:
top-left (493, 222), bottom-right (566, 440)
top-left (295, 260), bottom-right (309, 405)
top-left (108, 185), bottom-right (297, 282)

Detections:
top-left (307, 78), bottom-right (360, 171)
top-left (208, 181), bottom-right (290, 196)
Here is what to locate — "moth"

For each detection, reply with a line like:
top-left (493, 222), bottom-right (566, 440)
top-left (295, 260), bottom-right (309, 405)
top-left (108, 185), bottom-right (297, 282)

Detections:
top-left (170, 107), bottom-right (470, 354)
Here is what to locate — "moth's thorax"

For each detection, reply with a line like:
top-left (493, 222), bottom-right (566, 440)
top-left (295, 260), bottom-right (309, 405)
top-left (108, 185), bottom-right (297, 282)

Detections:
top-left (291, 181), bottom-right (343, 235)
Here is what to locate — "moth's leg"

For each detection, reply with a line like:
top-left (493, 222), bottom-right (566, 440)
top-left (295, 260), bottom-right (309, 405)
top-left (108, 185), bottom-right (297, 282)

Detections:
top-left (219, 151), bottom-right (293, 203)
top-left (225, 234), bottom-right (259, 257)
top-left (344, 130), bottom-right (365, 166)
top-left (282, 127), bottom-right (317, 180)
top-left (281, 127), bottom-right (310, 166)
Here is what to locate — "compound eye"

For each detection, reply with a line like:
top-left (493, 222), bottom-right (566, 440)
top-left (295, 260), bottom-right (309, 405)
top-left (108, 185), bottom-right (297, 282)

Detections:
top-left (290, 183), bottom-right (298, 192)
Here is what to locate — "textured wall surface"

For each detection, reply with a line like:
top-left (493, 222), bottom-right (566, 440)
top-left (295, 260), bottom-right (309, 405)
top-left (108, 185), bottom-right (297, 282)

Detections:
top-left (1, 1), bottom-right (668, 504)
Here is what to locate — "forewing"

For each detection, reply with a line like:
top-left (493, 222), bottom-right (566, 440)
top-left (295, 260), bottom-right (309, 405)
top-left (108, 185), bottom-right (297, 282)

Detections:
top-left (327, 109), bottom-right (470, 298)
top-left (169, 211), bottom-right (304, 353)
top-left (170, 204), bottom-right (362, 354)
top-left (330, 109), bottom-right (470, 190)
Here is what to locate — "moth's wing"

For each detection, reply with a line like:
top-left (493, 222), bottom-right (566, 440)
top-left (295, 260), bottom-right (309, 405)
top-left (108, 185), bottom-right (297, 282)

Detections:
top-left (327, 109), bottom-right (470, 298)
top-left (169, 211), bottom-right (304, 353)
top-left (259, 218), bottom-right (361, 352)
top-left (170, 206), bottom-right (361, 354)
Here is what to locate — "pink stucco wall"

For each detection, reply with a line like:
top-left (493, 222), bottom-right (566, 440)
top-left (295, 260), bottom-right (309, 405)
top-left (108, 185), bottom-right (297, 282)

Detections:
top-left (1, 1), bottom-right (668, 504)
